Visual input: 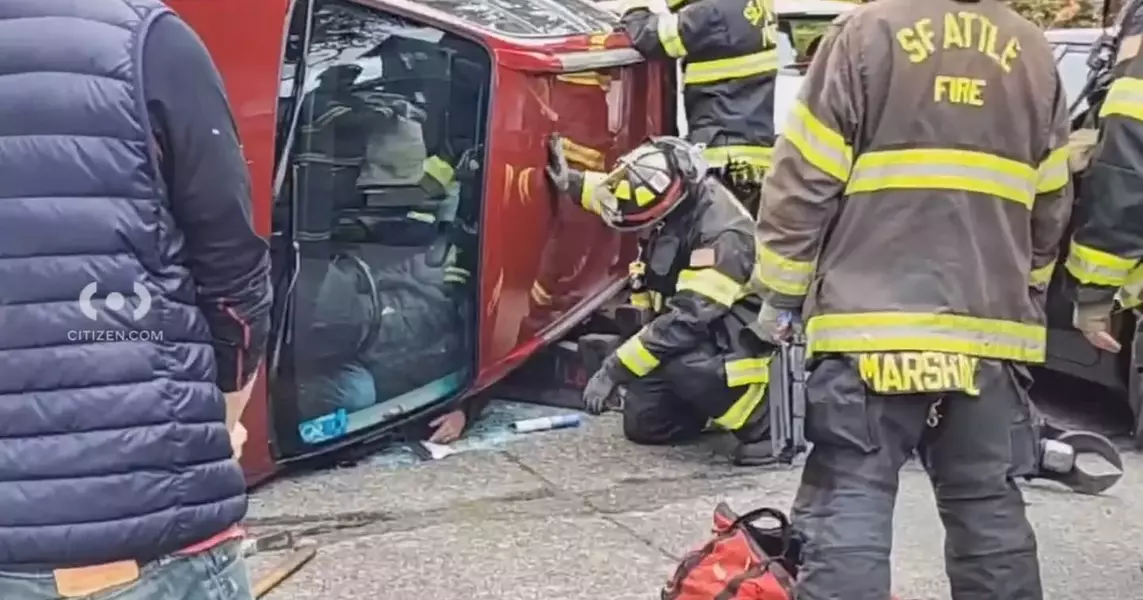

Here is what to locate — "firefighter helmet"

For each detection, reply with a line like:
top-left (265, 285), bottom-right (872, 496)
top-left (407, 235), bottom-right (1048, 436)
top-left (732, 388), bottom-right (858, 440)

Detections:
top-left (589, 137), bottom-right (708, 231)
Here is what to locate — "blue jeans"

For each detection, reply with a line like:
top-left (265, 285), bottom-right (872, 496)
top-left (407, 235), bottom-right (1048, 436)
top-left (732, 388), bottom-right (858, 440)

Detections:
top-left (0, 540), bottom-right (252, 599)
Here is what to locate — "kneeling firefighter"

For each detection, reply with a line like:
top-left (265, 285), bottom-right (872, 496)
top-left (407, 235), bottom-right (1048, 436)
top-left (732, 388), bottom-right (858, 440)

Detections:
top-left (546, 135), bottom-right (777, 465)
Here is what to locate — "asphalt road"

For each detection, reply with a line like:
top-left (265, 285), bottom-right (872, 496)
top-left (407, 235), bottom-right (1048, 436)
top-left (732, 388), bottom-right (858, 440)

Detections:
top-left (245, 395), bottom-right (1142, 600)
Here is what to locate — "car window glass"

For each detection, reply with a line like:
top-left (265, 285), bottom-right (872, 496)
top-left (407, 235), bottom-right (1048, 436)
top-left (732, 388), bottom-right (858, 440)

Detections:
top-left (1056, 46), bottom-right (1091, 110)
top-left (271, 0), bottom-right (489, 454)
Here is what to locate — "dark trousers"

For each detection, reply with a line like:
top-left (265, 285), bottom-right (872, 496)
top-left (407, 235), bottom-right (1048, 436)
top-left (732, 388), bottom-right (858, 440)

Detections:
top-left (621, 345), bottom-right (746, 445)
top-left (792, 357), bottom-right (1042, 600)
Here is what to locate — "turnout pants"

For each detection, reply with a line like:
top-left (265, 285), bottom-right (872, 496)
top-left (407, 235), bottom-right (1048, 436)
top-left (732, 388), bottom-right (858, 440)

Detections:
top-left (793, 357), bottom-right (1042, 600)
top-left (622, 341), bottom-right (767, 445)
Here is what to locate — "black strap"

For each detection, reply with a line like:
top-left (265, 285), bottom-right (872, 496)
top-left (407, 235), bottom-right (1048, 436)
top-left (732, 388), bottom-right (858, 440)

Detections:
top-left (732, 507), bottom-right (790, 532)
top-left (732, 507), bottom-right (794, 559)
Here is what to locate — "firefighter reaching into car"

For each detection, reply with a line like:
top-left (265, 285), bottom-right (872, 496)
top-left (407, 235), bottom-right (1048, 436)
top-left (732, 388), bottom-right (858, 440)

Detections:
top-left (752, 0), bottom-right (1072, 597)
top-left (1064, 15), bottom-right (1143, 355)
top-left (546, 134), bottom-right (778, 466)
top-left (607, 0), bottom-right (778, 214)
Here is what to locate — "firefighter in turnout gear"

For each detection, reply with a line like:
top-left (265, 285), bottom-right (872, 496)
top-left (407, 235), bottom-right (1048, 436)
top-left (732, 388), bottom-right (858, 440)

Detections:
top-left (753, 0), bottom-right (1072, 597)
top-left (1065, 17), bottom-right (1143, 355)
top-left (614, 0), bottom-right (778, 214)
top-left (546, 135), bottom-right (778, 465)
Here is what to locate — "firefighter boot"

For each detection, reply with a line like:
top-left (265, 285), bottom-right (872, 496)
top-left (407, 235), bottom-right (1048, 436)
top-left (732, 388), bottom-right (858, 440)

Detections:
top-left (731, 405), bottom-right (775, 466)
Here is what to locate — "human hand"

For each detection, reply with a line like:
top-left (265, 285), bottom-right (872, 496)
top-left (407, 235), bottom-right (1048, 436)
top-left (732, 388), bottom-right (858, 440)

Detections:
top-left (582, 367), bottom-right (619, 415)
top-left (230, 422), bottom-right (248, 460)
top-left (752, 303), bottom-right (799, 343)
top-left (428, 409), bottom-right (468, 444)
top-left (1074, 302), bottom-right (1121, 353)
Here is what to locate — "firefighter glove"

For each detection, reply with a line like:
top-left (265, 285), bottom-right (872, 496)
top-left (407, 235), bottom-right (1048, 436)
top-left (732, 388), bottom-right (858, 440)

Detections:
top-left (751, 303), bottom-right (799, 343)
top-left (582, 364), bottom-right (620, 415)
top-left (546, 134), bottom-right (571, 193)
top-left (1074, 301), bottom-right (1122, 353)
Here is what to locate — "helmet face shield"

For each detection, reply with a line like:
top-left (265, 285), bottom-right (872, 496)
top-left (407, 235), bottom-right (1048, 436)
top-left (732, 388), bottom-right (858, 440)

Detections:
top-left (590, 140), bottom-right (690, 231)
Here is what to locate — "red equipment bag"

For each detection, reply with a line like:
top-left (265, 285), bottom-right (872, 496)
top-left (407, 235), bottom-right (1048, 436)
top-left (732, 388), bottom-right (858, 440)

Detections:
top-left (661, 503), bottom-right (799, 600)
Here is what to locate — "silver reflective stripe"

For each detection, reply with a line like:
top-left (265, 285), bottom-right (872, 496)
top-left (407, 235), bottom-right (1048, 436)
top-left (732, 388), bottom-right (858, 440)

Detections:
top-left (683, 50), bottom-right (778, 85)
top-left (555, 49), bottom-right (644, 73)
top-left (1065, 252), bottom-right (1133, 285)
top-left (782, 103), bottom-right (852, 181)
top-left (847, 161), bottom-right (1035, 206)
top-left (1101, 77), bottom-right (1143, 121)
top-left (294, 153), bottom-right (362, 167)
top-left (725, 357), bottom-right (771, 387)
top-left (808, 323), bottom-right (1045, 362)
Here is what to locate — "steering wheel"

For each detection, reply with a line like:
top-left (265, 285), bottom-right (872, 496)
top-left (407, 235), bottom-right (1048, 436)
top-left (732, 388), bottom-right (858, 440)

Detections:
top-left (333, 252), bottom-right (384, 356)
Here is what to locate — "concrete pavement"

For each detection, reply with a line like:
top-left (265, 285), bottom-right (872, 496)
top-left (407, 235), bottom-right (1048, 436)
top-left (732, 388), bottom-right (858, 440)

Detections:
top-left (245, 409), bottom-right (1143, 600)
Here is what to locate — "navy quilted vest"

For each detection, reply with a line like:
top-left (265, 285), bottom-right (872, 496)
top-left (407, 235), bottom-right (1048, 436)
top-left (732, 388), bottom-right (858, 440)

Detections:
top-left (0, 0), bottom-right (247, 567)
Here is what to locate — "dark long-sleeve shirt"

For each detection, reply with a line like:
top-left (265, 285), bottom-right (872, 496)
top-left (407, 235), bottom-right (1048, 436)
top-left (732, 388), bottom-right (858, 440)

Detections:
top-left (144, 14), bottom-right (272, 392)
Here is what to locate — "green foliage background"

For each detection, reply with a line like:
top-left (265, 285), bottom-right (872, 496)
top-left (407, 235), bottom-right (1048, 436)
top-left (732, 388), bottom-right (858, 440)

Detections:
top-left (1010, 0), bottom-right (1100, 27)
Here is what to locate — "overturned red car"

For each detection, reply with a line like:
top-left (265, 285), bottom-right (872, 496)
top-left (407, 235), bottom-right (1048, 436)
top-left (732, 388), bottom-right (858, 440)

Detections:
top-left (170, 0), bottom-right (676, 484)
top-left (171, 0), bottom-right (1142, 487)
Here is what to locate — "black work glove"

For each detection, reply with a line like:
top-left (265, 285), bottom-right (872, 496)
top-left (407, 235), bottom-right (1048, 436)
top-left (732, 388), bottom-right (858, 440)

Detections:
top-left (546, 134), bottom-right (571, 193)
top-left (582, 363), bottom-right (621, 415)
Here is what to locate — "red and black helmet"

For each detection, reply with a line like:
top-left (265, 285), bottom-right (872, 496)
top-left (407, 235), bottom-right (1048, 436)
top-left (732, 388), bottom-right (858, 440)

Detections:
top-left (585, 136), bottom-right (708, 232)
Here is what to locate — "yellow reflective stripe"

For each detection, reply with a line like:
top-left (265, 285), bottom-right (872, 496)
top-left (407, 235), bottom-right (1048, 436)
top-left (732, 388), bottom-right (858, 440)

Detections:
top-left (782, 101), bottom-right (852, 182)
top-left (633, 291), bottom-right (663, 311)
top-left (845, 148), bottom-right (1037, 209)
top-left (1029, 261), bottom-right (1055, 288)
top-left (725, 356), bottom-right (772, 387)
top-left (616, 335), bottom-right (660, 377)
top-left (683, 50), bottom-right (778, 85)
top-left (1100, 76), bottom-right (1143, 122)
top-left (675, 268), bottom-right (742, 306)
top-left (806, 312), bottom-right (1046, 363)
top-left (531, 282), bottom-right (552, 306)
top-left (1119, 265), bottom-right (1143, 309)
top-left (1035, 147), bottom-right (1069, 194)
top-left (556, 72), bottom-right (611, 88)
top-left (613, 181), bottom-right (658, 206)
top-left (580, 170), bottom-right (608, 214)
top-left (702, 145), bottom-right (773, 169)
top-left (306, 103), bottom-right (352, 131)
top-left (1065, 240), bottom-right (1137, 287)
top-left (445, 265), bottom-right (470, 283)
top-left (666, 0), bottom-right (689, 8)
top-left (713, 382), bottom-right (767, 430)
top-left (657, 13), bottom-right (687, 58)
top-left (405, 211), bottom-right (437, 224)
top-left (756, 245), bottom-right (814, 296)
top-left (562, 138), bottom-right (606, 171)
top-left (423, 156), bottom-right (455, 186)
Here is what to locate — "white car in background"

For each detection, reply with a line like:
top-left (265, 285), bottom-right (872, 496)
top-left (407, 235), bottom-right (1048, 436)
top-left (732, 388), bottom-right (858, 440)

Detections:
top-left (770, 0), bottom-right (855, 133)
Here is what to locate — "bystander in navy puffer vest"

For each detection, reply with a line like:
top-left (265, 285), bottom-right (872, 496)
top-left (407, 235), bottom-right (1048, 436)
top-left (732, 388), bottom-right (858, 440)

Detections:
top-left (0, 0), bottom-right (247, 567)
